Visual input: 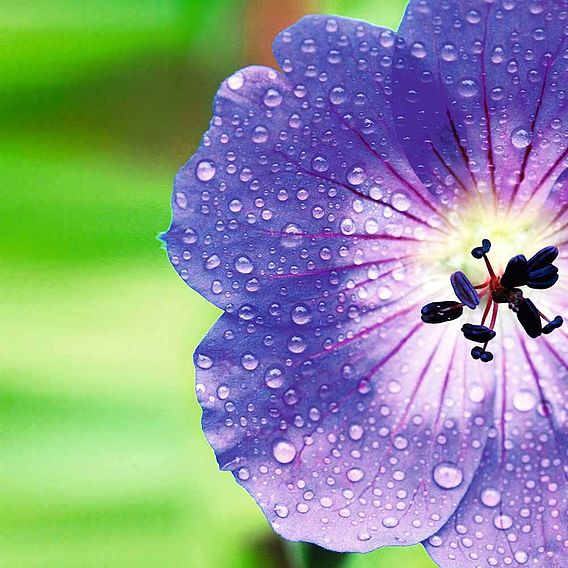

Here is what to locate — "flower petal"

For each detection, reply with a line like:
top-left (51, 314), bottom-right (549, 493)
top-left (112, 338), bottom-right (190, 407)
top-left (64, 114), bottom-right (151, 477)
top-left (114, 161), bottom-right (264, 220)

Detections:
top-left (164, 16), bottom-right (448, 320)
top-left (425, 332), bottom-right (568, 567)
top-left (195, 301), bottom-right (495, 552)
top-left (394, 0), bottom-right (568, 211)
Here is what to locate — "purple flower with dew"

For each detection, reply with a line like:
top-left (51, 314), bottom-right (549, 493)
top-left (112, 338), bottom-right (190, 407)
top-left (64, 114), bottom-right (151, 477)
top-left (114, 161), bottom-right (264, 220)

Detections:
top-left (164, 0), bottom-right (568, 565)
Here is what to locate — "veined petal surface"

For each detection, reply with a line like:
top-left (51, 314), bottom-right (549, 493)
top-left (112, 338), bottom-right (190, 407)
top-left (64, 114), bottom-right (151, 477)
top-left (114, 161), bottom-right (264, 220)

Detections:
top-left (395, 0), bottom-right (568, 212)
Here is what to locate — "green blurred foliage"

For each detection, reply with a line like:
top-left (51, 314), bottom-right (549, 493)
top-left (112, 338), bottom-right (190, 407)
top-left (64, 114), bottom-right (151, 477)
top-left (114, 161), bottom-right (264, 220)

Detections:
top-left (2, 1), bottom-right (434, 566)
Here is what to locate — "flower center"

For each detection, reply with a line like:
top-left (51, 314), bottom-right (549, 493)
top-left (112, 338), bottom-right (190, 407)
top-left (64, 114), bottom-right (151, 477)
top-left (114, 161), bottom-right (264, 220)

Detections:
top-left (421, 239), bottom-right (564, 363)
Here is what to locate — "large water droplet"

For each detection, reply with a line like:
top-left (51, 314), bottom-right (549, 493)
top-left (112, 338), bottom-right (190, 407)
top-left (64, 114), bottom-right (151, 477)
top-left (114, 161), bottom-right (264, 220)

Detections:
top-left (196, 160), bottom-right (216, 182)
top-left (480, 487), bottom-right (501, 508)
top-left (263, 88), bottom-right (283, 107)
top-left (264, 366), bottom-right (284, 388)
top-left (432, 462), bottom-right (463, 489)
top-left (274, 504), bottom-right (289, 518)
top-left (234, 255), bottom-right (254, 274)
top-left (291, 303), bottom-right (312, 325)
top-left (513, 389), bottom-right (536, 412)
top-left (458, 78), bottom-right (479, 98)
top-left (272, 438), bottom-right (296, 464)
top-left (346, 467), bottom-right (364, 482)
top-left (511, 127), bottom-right (532, 149)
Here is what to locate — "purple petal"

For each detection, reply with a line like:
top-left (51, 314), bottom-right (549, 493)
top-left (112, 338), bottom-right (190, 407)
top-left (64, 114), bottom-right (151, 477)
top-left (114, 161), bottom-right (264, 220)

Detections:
top-left (425, 332), bottom-right (568, 567)
top-left (195, 298), bottom-right (495, 552)
top-left (394, 0), bottom-right (568, 212)
top-left (164, 16), bottom-right (449, 323)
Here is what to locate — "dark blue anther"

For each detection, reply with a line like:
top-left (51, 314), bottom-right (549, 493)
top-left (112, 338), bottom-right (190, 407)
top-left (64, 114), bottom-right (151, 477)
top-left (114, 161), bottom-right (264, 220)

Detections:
top-left (482, 239), bottom-right (491, 253)
top-left (516, 298), bottom-right (542, 338)
top-left (421, 301), bottom-right (463, 324)
top-left (471, 247), bottom-right (484, 259)
top-left (527, 246), bottom-right (559, 272)
top-left (480, 351), bottom-right (494, 363)
top-left (471, 346), bottom-right (484, 360)
top-left (543, 315), bottom-right (563, 335)
top-left (500, 254), bottom-right (528, 288)
top-left (526, 264), bottom-right (559, 289)
top-left (450, 271), bottom-right (480, 309)
top-left (461, 323), bottom-right (497, 343)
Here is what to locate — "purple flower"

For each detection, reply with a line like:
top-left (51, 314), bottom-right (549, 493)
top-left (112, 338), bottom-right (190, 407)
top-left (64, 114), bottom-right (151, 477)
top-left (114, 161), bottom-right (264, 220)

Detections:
top-left (165, 1), bottom-right (568, 565)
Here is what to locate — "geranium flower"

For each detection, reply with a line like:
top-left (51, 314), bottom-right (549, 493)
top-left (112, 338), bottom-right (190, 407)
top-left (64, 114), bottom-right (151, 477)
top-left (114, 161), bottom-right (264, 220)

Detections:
top-left (164, 1), bottom-right (568, 565)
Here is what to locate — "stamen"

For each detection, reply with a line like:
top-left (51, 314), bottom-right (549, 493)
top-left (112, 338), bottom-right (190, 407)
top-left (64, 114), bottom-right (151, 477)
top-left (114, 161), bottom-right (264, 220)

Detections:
top-left (421, 301), bottom-right (463, 324)
top-left (420, 239), bottom-right (563, 362)
top-left (517, 298), bottom-right (542, 338)
top-left (450, 271), bottom-right (480, 309)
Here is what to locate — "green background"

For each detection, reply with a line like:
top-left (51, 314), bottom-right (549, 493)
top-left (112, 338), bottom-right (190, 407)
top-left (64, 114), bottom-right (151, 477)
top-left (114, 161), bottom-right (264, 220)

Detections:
top-left (2, 1), bottom-right (436, 566)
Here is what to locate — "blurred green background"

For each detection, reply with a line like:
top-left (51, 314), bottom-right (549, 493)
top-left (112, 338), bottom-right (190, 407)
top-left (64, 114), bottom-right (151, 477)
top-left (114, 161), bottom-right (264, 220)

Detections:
top-left (2, 1), bottom-right (436, 566)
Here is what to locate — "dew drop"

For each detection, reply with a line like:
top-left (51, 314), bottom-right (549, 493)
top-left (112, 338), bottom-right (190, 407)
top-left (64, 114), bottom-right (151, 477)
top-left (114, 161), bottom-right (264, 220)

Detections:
top-left (272, 438), bottom-right (296, 464)
top-left (196, 160), bottom-right (216, 182)
top-left (347, 166), bottom-right (366, 186)
top-left (311, 155), bottom-right (329, 172)
top-left (432, 462), bottom-right (463, 489)
top-left (241, 352), bottom-right (259, 371)
top-left (227, 72), bottom-right (244, 91)
top-left (234, 255), bottom-right (254, 274)
top-left (511, 127), bottom-right (532, 149)
top-left (493, 513), bottom-right (513, 530)
top-left (513, 389), bottom-right (536, 412)
top-left (480, 488), bottom-right (501, 508)
top-left (348, 423), bottom-right (364, 441)
top-left (329, 86), bottom-right (347, 105)
top-left (263, 88), bottom-right (283, 108)
top-left (458, 78), bottom-right (479, 98)
top-left (382, 516), bottom-right (399, 528)
top-left (195, 353), bottom-right (213, 369)
top-left (274, 504), bottom-right (289, 518)
top-left (391, 192), bottom-right (410, 211)
top-left (346, 467), bottom-right (365, 482)
top-left (291, 303), bottom-right (312, 325)
top-left (264, 366), bottom-right (284, 388)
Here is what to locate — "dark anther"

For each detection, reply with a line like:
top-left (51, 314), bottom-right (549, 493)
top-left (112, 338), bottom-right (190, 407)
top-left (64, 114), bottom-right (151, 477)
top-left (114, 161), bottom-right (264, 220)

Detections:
top-left (516, 298), bottom-right (542, 338)
top-left (421, 301), bottom-right (463, 324)
top-left (471, 346), bottom-right (483, 360)
top-left (526, 264), bottom-right (559, 289)
top-left (461, 323), bottom-right (497, 343)
top-left (470, 346), bottom-right (493, 362)
top-left (471, 246), bottom-right (484, 259)
top-left (527, 246), bottom-right (559, 272)
top-left (480, 351), bottom-right (494, 363)
top-left (471, 239), bottom-right (492, 259)
top-left (500, 255), bottom-right (528, 288)
top-left (543, 316), bottom-right (563, 335)
top-left (450, 271), bottom-right (480, 309)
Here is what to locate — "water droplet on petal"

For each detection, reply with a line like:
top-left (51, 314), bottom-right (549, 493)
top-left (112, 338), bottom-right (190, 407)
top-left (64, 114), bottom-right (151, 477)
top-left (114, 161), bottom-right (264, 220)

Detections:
top-left (272, 438), bottom-right (296, 464)
top-left (458, 78), bottom-right (479, 98)
top-left (493, 513), bottom-right (513, 530)
top-left (346, 467), bottom-right (364, 482)
top-left (432, 462), bottom-right (463, 489)
top-left (513, 389), bottom-right (536, 412)
top-left (291, 303), bottom-right (312, 325)
top-left (481, 488), bottom-right (501, 508)
top-left (274, 504), bottom-right (289, 518)
top-left (382, 516), bottom-right (399, 528)
top-left (511, 127), bottom-right (532, 149)
top-left (234, 255), bottom-right (254, 274)
top-left (263, 88), bottom-right (283, 107)
top-left (196, 160), bottom-right (216, 182)
top-left (227, 72), bottom-right (244, 90)
top-left (264, 366), bottom-right (284, 388)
